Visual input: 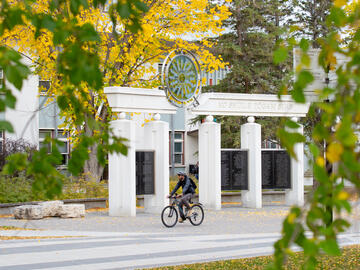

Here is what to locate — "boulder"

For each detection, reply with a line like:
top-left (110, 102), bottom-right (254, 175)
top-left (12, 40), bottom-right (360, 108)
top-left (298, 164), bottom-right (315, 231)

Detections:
top-left (58, 204), bottom-right (85, 218)
top-left (38, 200), bottom-right (64, 217)
top-left (13, 205), bottom-right (44, 220)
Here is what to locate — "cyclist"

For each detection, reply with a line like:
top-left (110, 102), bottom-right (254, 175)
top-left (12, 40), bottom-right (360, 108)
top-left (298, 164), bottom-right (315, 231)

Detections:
top-left (167, 172), bottom-right (195, 223)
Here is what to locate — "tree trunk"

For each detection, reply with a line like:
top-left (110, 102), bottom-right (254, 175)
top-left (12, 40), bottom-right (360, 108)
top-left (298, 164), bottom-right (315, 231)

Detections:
top-left (83, 143), bottom-right (104, 182)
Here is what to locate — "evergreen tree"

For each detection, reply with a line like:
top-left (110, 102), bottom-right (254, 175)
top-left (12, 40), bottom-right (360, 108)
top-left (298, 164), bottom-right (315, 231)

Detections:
top-left (291, 0), bottom-right (332, 48)
top-left (207, 0), bottom-right (292, 148)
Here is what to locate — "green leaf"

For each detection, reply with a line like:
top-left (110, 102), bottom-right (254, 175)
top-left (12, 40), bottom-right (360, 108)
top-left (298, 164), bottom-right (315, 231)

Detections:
top-left (273, 46), bottom-right (288, 64)
top-left (57, 95), bottom-right (69, 110)
top-left (320, 239), bottom-right (341, 256)
top-left (5, 91), bottom-right (16, 109)
top-left (134, 0), bottom-right (149, 12)
top-left (0, 120), bottom-right (14, 132)
top-left (299, 38), bottom-right (309, 51)
top-left (291, 85), bottom-right (306, 103)
top-left (117, 3), bottom-right (131, 18)
top-left (78, 23), bottom-right (100, 42)
top-left (328, 7), bottom-right (347, 27)
top-left (298, 70), bottom-right (314, 86)
top-left (284, 119), bottom-right (300, 129)
top-left (309, 143), bottom-right (320, 157)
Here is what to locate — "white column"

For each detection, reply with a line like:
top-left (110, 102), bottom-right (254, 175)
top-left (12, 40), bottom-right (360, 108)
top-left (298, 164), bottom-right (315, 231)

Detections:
top-left (241, 116), bottom-right (262, 208)
top-left (143, 114), bottom-right (170, 214)
top-left (199, 115), bottom-right (221, 210)
top-left (285, 117), bottom-right (304, 206)
top-left (108, 113), bottom-right (136, 217)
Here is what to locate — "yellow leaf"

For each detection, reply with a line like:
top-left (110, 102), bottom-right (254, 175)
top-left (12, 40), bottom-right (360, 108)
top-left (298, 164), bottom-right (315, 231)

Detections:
top-left (326, 142), bottom-right (344, 163)
top-left (316, 156), bottom-right (325, 167)
top-left (337, 191), bottom-right (350, 200)
top-left (287, 213), bottom-right (297, 224)
top-left (334, 0), bottom-right (348, 8)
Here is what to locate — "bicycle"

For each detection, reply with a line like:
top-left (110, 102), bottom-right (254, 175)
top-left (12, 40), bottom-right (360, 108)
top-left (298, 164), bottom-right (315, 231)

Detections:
top-left (161, 193), bottom-right (204, 228)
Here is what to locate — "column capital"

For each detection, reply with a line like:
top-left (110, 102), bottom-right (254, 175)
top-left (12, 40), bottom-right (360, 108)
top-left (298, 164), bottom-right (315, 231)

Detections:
top-left (154, 113), bottom-right (161, 121)
top-left (247, 116), bottom-right (255, 123)
top-left (119, 112), bottom-right (126, 119)
top-left (205, 115), bottom-right (214, 122)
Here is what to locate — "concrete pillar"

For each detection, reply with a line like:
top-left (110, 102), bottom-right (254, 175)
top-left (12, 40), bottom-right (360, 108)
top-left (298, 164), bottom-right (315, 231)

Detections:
top-left (143, 114), bottom-right (170, 214)
top-left (241, 116), bottom-right (262, 208)
top-left (108, 112), bottom-right (136, 217)
top-left (199, 115), bottom-right (221, 210)
top-left (285, 117), bottom-right (304, 206)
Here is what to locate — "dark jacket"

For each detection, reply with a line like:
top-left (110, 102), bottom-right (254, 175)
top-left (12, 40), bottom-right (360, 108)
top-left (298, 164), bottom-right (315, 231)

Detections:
top-left (170, 175), bottom-right (195, 196)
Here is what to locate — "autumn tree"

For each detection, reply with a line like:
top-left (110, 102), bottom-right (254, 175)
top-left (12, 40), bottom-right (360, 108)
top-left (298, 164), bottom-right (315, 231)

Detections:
top-left (2, 0), bottom-right (230, 181)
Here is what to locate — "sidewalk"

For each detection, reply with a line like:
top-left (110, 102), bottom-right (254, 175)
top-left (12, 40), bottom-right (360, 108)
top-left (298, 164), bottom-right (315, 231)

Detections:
top-left (0, 205), bottom-right (359, 270)
top-left (0, 205), bottom-right (290, 236)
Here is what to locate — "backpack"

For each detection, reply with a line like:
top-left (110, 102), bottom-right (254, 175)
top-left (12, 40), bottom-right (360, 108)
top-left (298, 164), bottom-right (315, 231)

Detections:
top-left (190, 178), bottom-right (197, 190)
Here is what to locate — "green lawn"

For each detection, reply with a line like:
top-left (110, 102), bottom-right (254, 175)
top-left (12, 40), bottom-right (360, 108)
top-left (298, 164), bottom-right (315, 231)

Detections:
top-left (151, 245), bottom-right (360, 270)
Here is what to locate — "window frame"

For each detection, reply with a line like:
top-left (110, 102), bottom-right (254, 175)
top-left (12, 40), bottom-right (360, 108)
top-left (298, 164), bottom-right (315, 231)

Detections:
top-left (39, 129), bottom-right (70, 165)
top-left (169, 131), bottom-right (184, 166)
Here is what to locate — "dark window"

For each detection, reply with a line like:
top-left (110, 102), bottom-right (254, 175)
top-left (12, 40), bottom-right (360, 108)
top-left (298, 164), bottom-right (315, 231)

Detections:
top-left (39, 80), bottom-right (51, 93)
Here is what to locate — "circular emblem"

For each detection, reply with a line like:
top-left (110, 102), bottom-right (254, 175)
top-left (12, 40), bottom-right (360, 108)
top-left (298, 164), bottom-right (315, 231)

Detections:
top-left (162, 50), bottom-right (202, 108)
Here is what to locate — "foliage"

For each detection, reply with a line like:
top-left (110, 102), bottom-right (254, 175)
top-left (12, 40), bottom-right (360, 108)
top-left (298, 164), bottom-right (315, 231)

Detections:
top-left (0, 0), bottom-right (230, 183)
top-left (151, 245), bottom-right (360, 270)
top-left (0, 174), bottom-right (107, 203)
top-left (0, 138), bottom-right (36, 171)
top-left (60, 177), bottom-right (108, 199)
top-left (271, 1), bottom-right (360, 269)
top-left (0, 175), bottom-right (39, 203)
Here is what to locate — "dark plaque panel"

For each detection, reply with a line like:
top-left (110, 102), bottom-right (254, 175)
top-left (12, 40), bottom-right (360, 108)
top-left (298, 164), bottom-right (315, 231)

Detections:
top-left (261, 150), bottom-right (291, 189)
top-left (221, 150), bottom-right (248, 190)
top-left (274, 151), bottom-right (291, 188)
top-left (136, 151), bottom-right (155, 195)
top-left (262, 151), bottom-right (273, 189)
top-left (231, 151), bottom-right (248, 190)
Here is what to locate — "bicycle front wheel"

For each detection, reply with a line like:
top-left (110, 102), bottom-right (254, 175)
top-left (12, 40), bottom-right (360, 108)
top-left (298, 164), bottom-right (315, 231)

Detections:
top-left (189, 204), bottom-right (204, 226)
top-left (161, 206), bottom-right (178, 228)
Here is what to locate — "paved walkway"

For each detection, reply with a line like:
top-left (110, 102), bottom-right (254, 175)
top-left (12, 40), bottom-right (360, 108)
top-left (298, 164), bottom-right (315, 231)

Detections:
top-left (0, 206), bottom-right (290, 234)
top-left (0, 205), bottom-right (359, 269)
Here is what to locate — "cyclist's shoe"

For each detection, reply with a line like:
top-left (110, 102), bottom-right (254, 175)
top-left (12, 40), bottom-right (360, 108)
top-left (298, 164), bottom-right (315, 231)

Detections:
top-left (178, 217), bottom-right (184, 223)
top-left (186, 209), bottom-right (193, 218)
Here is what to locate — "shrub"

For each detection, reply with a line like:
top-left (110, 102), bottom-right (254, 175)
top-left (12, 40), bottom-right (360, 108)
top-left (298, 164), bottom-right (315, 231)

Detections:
top-left (59, 177), bottom-right (108, 199)
top-left (0, 139), bottom-right (36, 172)
top-left (0, 175), bottom-right (47, 203)
top-left (0, 174), bottom-right (108, 204)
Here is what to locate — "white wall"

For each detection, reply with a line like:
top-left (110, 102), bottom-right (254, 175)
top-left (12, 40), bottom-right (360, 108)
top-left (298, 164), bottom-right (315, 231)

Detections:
top-left (5, 65), bottom-right (39, 147)
top-left (185, 133), bottom-right (198, 172)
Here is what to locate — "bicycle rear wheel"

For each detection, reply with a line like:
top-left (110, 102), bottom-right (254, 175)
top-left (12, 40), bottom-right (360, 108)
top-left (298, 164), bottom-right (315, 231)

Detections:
top-left (189, 204), bottom-right (204, 226)
top-left (161, 206), bottom-right (178, 228)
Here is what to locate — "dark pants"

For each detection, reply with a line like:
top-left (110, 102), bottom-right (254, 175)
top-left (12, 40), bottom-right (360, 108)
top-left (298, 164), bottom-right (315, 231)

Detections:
top-left (179, 193), bottom-right (193, 219)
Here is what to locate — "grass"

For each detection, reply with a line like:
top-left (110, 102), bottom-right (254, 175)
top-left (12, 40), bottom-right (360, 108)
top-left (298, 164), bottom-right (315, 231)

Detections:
top-left (151, 245), bottom-right (360, 270)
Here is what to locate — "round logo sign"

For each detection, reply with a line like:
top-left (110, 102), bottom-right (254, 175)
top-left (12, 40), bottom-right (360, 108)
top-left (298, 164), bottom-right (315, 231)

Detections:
top-left (161, 50), bottom-right (202, 108)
